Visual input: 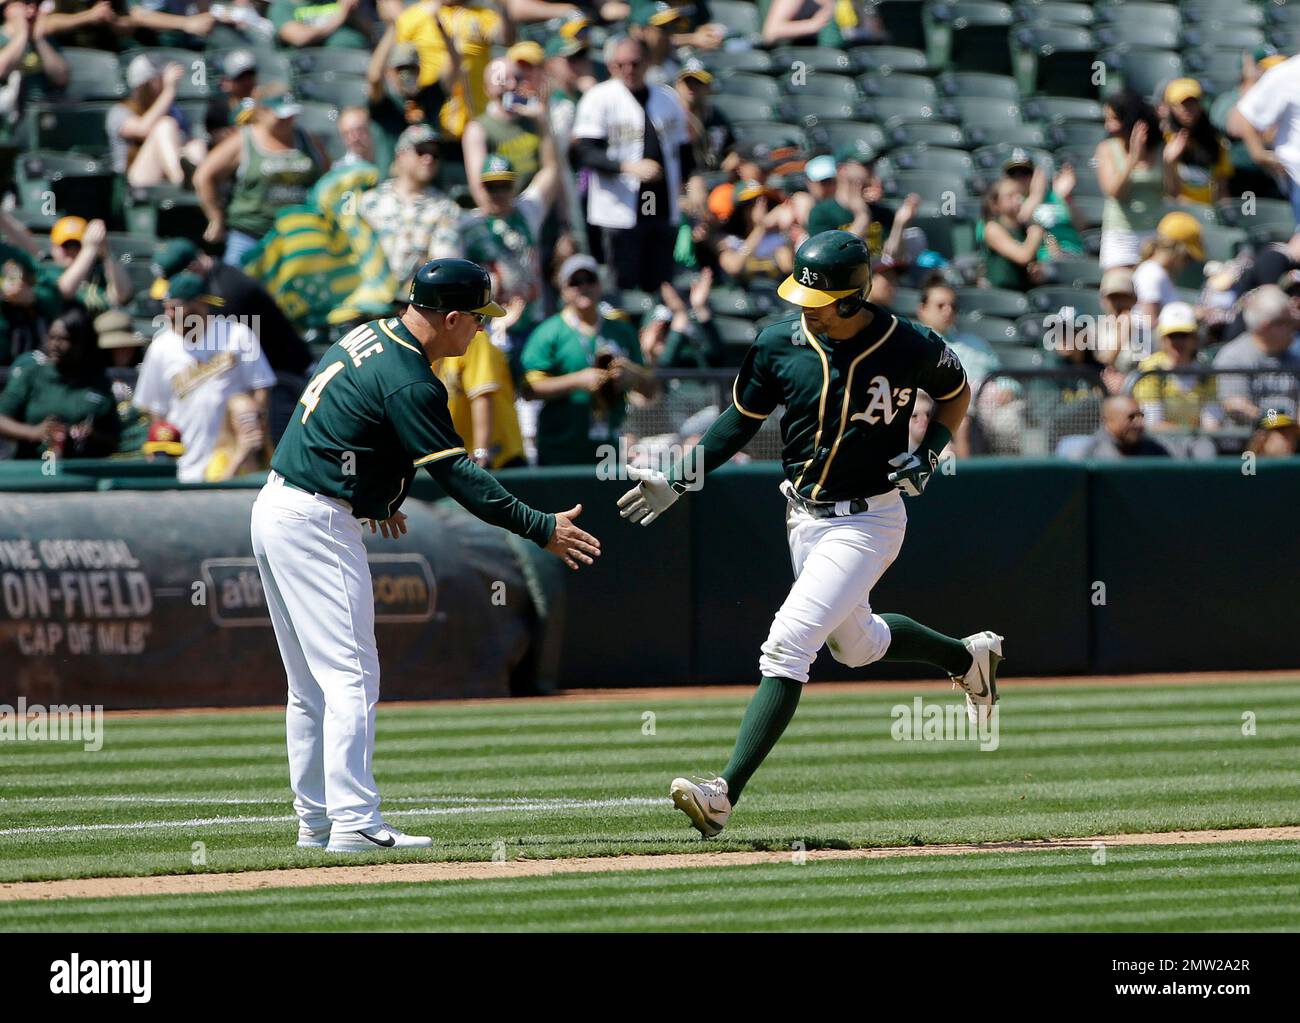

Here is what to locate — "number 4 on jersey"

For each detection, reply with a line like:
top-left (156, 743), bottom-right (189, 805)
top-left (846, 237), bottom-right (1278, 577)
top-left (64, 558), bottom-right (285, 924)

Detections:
top-left (299, 362), bottom-right (345, 423)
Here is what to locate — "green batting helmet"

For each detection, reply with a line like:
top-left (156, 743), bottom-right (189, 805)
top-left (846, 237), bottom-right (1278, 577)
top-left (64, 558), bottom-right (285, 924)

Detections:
top-left (777, 230), bottom-right (873, 308)
top-left (407, 258), bottom-right (506, 317)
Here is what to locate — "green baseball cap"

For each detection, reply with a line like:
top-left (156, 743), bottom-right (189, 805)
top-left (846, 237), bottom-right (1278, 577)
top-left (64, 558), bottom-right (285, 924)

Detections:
top-left (631, 0), bottom-right (685, 27)
top-left (481, 154), bottom-right (516, 183)
top-left (544, 35), bottom-right (587, 59)
top-left (263, 92), bottom-right (301, 119)
top-left (150, 238), bottom-right (199, 300)
top-left (166, 272), bottom-right (207, 302)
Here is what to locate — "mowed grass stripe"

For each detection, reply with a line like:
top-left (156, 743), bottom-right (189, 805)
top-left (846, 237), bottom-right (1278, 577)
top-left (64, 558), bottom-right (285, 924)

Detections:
top-left (1, 842), bottom-right (1295, 932)
top-left (0, 681), bottom-right (1296, 883)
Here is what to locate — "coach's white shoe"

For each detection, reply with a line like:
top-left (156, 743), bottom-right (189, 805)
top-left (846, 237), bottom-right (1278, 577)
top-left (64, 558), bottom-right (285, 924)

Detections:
top-left (296, 822), bottom-right (331, 849)
top-left (326, 823), bottom-right (433, 854)
top-left (670, 777), bottom-right (732, 838)
top-left (952, 631), bottom-right (1003, 724)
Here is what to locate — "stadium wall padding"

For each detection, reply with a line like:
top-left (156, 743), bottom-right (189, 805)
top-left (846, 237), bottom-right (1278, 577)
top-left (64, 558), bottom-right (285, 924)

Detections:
top-left (1, 458), bottom-right (1297, 706)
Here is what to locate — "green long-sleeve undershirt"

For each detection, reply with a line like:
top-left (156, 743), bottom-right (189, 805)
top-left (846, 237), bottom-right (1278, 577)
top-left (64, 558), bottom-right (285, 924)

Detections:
top-left (425, 455), bottom-right (555, 548)
top-left (669, 403), bottom-right (762, 486)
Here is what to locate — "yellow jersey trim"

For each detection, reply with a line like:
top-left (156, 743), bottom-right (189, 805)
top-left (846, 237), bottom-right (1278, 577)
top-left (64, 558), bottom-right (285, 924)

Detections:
top-left (811, 315), bottom-right (899, 500)
top-left (524, 370), bottom-right (552, 385)
top-left (377, 319), bottom-right (423, 355)
top-left (731, 376), bottom-right (769, 420)
top-left (792, 317), bottom-right (831, 491)
top-left (413, 447), bottom-right (466, 467)
top-left (934, 376), bottom-right (968, 402)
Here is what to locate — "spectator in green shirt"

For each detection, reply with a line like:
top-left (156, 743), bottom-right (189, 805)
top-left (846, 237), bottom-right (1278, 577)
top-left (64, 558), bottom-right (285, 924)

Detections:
top-left (40, 216), bottom-right (133, 317)
top-left (982, 176), bottom-right (1046, 291)
top-left (521, 254), bottom-right (660, 465)
top-left (0, 305), bottom-right (119, 458)
top-left (270, 0), bottom-right (375, 51)
top-left (0, 238), bottom-right (62, 365)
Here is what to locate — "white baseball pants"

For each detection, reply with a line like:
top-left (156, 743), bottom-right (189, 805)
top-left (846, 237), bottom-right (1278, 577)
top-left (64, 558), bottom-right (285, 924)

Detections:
top-left (759, 487), bottom-right (908, 684)
top-left (251, 472), bottom-right (383, 833)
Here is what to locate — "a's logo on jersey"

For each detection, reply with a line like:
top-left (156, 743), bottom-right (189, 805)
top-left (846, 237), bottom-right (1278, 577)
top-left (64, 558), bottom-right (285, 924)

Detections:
top-left (850, 375), bottom-right (913, 426)
top-left (798, 267), bottom-right (818, 286)
top-left (937, 345), bottom-right (960, 370)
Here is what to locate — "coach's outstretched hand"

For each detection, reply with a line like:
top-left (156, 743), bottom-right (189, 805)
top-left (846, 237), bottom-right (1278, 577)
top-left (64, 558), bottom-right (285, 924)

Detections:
top-left (546, 504), bottom-right (601, 571)
top-left (617, 466), bottom-right (680, 526)
top-left (368, 511), bottom-right (408, 539)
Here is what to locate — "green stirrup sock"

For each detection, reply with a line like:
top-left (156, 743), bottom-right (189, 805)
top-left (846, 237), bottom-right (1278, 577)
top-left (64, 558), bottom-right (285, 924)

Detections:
top-left (879, 613), bottom-right (972, 677)
top-left (721, 675), bottom-right (802, 804)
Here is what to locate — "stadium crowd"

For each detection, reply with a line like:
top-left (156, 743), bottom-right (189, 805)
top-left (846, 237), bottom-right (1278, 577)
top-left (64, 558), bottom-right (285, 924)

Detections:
top-left (0, 0), bottom-right (1298, 479)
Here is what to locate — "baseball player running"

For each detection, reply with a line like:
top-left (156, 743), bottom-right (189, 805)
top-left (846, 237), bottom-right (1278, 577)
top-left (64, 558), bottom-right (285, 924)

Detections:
top-left (617, 231), bottom-right (1002, 838)
top-left (252, 258), bottom-right (600, 854)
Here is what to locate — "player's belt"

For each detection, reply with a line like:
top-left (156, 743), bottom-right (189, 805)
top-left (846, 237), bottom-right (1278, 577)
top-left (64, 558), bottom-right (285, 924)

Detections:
top-left (267, 470), bottom-right (353, 513)
top-left (779, 479), bottom-right (876, 518)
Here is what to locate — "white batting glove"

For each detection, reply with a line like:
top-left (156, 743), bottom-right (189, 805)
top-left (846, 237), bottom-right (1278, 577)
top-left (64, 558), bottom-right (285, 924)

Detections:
top-left (887, 450), bottom-right (934, 497)
top-left (616, 466), bottom-right (682, 526)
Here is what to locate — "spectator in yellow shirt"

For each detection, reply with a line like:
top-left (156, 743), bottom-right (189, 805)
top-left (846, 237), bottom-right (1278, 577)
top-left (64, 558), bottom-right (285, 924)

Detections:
top-left (433, 328), bottom-right (527, 469)
top-left (396, 0), bottom-right (508, 137)
top-left (1132, 301), bottom-right (1220, 433)
top-left (1162, 78), bottom-right (1232, 206)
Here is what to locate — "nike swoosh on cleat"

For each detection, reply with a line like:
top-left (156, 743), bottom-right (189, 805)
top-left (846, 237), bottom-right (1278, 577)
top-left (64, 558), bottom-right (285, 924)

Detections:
top-left (358, 829), bottom-right (396, 848)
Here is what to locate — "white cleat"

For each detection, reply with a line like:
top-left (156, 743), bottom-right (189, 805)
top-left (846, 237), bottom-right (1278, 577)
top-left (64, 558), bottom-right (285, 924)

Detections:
top-left (952, 631), bottom-right (1003, 725)
top-left (296, 822), bottom-right (331, 849)
top-left (326, 824), bottom-right (433, 854)
top-left (670, 776), bottom-right (732, 838)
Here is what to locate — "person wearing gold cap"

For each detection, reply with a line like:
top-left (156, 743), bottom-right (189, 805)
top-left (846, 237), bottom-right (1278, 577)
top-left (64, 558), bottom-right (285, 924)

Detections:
top-left (1132, 301), bottom-right (1220, 435)
top-left (1161, 78), bottom-right (1231, 205)
top-left (43, 216), bottom-right (133, 316)
top-left (1134, 211), bottom-right (1205, 323)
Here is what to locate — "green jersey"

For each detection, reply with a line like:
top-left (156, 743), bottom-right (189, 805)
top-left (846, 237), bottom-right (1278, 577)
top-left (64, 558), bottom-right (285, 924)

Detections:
top-left (733, 307), bottom-right (967, 501)
top-left (0, 349), bottom-right (119, 459)
top-left (272, 315), bottom-right (552, 545)
top-left (521, 312), bottom-right (642, 466)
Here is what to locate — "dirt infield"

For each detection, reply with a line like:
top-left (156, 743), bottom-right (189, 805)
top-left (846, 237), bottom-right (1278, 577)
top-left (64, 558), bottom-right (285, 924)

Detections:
top-left (4, 827), bottom-right (1298, 903)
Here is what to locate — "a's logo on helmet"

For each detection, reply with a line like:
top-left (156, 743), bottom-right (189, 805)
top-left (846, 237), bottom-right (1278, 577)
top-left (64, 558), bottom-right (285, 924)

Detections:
top-left (798, 267), bottom-right (818, 286)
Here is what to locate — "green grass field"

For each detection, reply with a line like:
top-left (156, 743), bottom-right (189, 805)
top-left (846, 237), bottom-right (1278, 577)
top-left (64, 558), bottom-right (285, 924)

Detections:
top-left (2, 678), bottom-right (1299, 931)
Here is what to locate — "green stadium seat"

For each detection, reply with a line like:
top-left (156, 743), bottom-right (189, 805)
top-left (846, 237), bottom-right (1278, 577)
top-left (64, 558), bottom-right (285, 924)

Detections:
top-left (1048, 120), bottom-right (1108, 149)
top-left (709, 286), bottom-right (776, 319)
top-left (124, 184), bottom-right (208, 243)
top-left (956, 311), bottom-right (1019, 344)
top-left (882, 169), bottom-right (967, 201)
top-left (1266, 3), bottom-right (1300, 27)
top-left (1102, 47), bottom-right (1184, 101)
top-left (1094, 22), bottom-right (1180, 51)
top-left (1014, 1), bottom-right (1095, 28)
top-left (207, 47), bottom-right (293, 89)
top-left (728, 122), bottom-right (809, 151)
top-left (715, 71), bottom-right (782, 100)
top-left (941, 96), bottom-right (1023, 129)
top-left (289, 48), bottom-right (372, 78)
top-left (862, 72), bottom-right (938, 101)
top-left (1030, 285), bottom-right (1103, 317)
top-left (106, 233), bottom-right (160, 265)
top-left (15, 150), bottom-right (114, 221)
top-left (702, 49), bottom-right (769, 74)
top-left (771, 46), bottom-right (857, 75)
top-left (295, 72), bottom-right (368, 109)
top-left (706, 0), bottom-right (763, 37)
top-left (1096, 2), bottom-right (1183, 32)
top-left (1052, 142), bottom-right (1100, 169)
top-left (21, 103), bottom-right (113, 156)
top-left (1024, 96), bottom-right (1102, 123)
top-left (869, 1), bottom-right (928, 50)
top-left (882, 145), bottom-right (974, 178)
top-left (712, 94), bottom-right (779, 123)
top-left (959, 287), bottom-right (1031, 318)
top-left (849, 45), bottom-right (931, 74)
top-left (703, 49), bottom-right (775, 74)
top-left (1187, 1), bottom-right (1264, 28)
top-left (808, 121), bottom-right (889, 160)
top-left (911, 210), bottom-right (979, 256)
top-left (614, 289), bottom-right (655, 317)
top-left (989, 122), bottom-right (1050, 149)
top-left (1216, 197), bottom-right (1295, 238)
top-left (863, 96), bottom-right (940, 122)
top-left (936, 71), bottom-right (1021, 100)
top-left (884, 119), bottom-right (967, 149)
top-left (118, 259), bottom-right (159, 298)
top-left (1183, 48), bottom-right (1249, 96)
top-left (925, 1), bottom-right (1017, 75)
top-left (781, 95), bottom-right (860, 127)
top-left (119, 50), bottom-right (210, 100)
top-left (1047, 256), bottom-right (1103, 288)
top-left (782, 73), bottom-right (862, 101)
top-left (1012, 25), bottom-right (1099, 98)
top-left (60, 48), bottom-right (127, 101)
top-left (1079, 227), bottom-right (1102, 255)
top-left (713, 315), bottom-right (758, 347)
top-left (1067, 195), bottom-right (1106, 229)
top-left (1182, 23), bottom-right (1266, 52)
top-left (991, 345), bottom-right (1047, 368)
